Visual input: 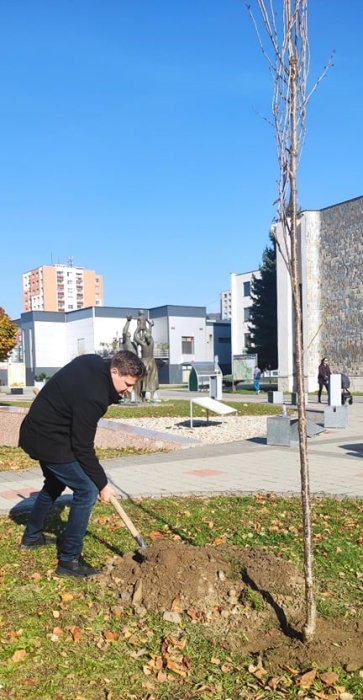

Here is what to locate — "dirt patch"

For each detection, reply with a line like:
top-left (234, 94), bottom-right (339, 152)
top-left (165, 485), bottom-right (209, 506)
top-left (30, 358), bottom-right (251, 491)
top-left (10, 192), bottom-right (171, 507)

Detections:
top-left (98, 540), bottom-right (363, 672)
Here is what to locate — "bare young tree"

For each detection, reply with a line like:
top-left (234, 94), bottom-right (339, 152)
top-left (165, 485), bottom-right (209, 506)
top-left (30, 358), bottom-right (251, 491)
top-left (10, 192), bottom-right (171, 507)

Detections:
top-left (246, 0), bottom-right (333, 641)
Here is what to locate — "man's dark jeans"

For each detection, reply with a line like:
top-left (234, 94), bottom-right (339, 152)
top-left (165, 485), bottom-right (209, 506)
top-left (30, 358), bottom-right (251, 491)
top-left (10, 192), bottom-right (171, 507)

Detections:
top-left (23, 460), bottom-right (99, 561)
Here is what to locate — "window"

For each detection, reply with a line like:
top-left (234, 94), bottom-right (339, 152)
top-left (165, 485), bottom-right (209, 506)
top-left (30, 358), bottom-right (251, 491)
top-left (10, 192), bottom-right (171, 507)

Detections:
top-left (244, 333), bottom-right (251, 349)
top-left (244, 307), bottom-right (251, 322)
top-left (243, 281), bottom-right (251, 297)
top-left (182, 336), bottom-right (194, 354)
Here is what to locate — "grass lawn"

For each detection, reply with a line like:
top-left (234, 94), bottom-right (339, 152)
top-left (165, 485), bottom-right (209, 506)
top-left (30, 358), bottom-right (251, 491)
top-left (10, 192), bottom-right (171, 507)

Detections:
top-left (0, 495), bottom-right (362, 699)
top-left (0, 398), bottom-right (362, 698)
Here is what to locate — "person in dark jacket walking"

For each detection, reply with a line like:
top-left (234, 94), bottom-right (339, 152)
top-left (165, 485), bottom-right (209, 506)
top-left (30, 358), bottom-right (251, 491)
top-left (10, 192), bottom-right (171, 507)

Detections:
top-left (317, 357), bottom-right (331, 403)
top-left (18, 351), bottom-right (145, 578)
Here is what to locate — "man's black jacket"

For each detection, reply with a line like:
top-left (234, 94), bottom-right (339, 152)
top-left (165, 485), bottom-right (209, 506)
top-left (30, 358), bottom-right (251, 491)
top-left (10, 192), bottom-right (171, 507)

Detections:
top-left (19, 354), bottom-right (119, 491)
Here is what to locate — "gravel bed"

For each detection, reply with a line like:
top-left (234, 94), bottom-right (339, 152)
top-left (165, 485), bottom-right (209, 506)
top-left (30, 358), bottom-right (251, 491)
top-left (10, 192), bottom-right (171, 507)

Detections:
top-left (110, 414), bottom-right (267, 445)
top-left (0, 410), bottom-right (267, 452)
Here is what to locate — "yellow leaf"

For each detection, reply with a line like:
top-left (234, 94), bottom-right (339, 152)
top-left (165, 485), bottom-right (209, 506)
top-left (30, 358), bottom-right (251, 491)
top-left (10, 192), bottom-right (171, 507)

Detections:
top-left (165, 655), bottom-right (187, 677)
top-left (103, 631), bottom-right (119, 641)
top-left (141, 680), bottom-right (155, 690)
top-left (52, 610), bottom-right (60, 618)
top-left (319, 671), bottom-right (339, 686)
top-left (212, 537), bottom-right (225, 546)
top-left (253, 667), bottom-right (267, 679)
top-left (11, 649), bottom-right (27, 663)
top-left (167, 635), bottom-right (186, 650)
top-left (70, 626), bottom-right (82, 643)
top-left (296, 669), bottom-right (316, 687)
top-left (221, 663), bottom-right (233, 673)
top-left (171, 596), bottom-right (182, 613)
top-left (282, 664), bottom-right (299, 675)
top-left (30, 572), bottom-right (42, 582)
top-left (156, 671), bottom-right (168, 683)
top-left (148, 530), bottom-right (165, 541)
top-left (48, 633), bottom-right (60, 642)
top-left (60, 592), bottom-right (74, 603)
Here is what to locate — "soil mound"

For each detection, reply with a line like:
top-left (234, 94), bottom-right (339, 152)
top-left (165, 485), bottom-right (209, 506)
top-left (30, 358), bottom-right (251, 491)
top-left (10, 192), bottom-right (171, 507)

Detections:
top-left (98, 540), bottom-right (363, 671)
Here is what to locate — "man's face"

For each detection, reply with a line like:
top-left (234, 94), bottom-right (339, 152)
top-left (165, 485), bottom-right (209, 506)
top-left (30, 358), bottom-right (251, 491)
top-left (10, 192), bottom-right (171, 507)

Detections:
top-left (110, 369), bottom-right (138, 396)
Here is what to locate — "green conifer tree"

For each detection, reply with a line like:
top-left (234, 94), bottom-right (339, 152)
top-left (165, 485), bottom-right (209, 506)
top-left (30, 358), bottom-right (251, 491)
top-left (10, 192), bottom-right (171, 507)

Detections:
top-left (248, 236), bottom-right (277, 371)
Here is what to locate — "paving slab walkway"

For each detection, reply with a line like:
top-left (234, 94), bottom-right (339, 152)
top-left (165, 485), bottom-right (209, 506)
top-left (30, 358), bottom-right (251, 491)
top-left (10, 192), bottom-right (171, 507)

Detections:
top-left (1, 392), bottom-right (362, 515)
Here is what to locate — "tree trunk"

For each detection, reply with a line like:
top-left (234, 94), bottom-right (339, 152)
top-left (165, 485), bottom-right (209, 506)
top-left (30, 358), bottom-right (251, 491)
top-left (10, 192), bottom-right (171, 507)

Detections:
top-left (288, 48), bottom-right (316, 641)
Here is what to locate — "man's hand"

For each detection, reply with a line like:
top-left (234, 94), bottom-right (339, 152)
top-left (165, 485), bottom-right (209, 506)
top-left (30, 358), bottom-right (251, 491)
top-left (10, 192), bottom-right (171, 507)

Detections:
top-left (98, 484), bottom-right (115, 503)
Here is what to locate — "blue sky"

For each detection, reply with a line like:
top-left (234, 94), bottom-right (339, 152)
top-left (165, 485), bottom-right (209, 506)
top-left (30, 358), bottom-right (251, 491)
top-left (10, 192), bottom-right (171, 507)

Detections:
top-left (1, 0), bottom-right (362, 320)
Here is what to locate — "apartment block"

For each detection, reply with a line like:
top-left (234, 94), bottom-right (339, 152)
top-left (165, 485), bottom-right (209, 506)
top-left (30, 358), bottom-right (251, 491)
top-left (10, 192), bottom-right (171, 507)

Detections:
top-left (22, 263), bottom-right (103, 313)
top-left (220, 290), bottom-right (232, 320)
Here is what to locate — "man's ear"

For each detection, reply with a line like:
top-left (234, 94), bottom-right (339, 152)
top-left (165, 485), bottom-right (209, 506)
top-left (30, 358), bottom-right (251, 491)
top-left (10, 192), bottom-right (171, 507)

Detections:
top-left (110, 367), bottom-right (118, 376)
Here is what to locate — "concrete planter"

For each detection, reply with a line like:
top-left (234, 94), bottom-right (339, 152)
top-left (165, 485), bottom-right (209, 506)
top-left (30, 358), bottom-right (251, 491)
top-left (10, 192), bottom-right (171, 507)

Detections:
top-left (267, 391), bottom-right (283, 404)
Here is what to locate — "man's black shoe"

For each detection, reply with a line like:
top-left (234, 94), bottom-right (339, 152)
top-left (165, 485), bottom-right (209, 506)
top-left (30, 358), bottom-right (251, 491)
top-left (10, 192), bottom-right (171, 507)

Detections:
top-left (20, 534), bottom-right (57, 550)
top-left (56, 554), bottom-right (100, 579)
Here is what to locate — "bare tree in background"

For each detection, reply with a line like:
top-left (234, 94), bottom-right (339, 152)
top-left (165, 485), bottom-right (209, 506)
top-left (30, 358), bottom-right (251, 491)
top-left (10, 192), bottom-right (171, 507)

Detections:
top-left (246, 0), bottom-right (333, 641)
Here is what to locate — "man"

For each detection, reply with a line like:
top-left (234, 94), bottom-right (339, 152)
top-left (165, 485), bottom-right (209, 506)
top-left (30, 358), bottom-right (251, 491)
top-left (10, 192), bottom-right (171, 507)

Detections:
top-left (18, 350), bottom-right (145, 579)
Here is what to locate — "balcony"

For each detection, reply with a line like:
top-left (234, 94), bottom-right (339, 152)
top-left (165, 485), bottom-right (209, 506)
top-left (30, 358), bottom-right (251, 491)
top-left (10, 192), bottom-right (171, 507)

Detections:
top-left (154, 344), bottom-right (169, 359)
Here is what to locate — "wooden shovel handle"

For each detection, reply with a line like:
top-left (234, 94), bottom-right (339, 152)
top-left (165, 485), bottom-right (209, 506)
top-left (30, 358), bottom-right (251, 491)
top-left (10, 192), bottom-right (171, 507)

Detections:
top-left (109, 495), bottom-right (147, 549)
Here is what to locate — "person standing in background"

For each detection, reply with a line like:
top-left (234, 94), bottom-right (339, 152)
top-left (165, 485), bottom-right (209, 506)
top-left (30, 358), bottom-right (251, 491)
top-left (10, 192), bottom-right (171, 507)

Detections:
top-left (253, 366), bottom-right (262, 394)
top-left (317, 357), bottom-right (331, 403)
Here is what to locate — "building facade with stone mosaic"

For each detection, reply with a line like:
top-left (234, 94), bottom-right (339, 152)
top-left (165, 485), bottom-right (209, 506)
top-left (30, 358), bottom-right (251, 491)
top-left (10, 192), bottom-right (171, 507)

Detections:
top-left (277, 195), bottom-right (363, 393)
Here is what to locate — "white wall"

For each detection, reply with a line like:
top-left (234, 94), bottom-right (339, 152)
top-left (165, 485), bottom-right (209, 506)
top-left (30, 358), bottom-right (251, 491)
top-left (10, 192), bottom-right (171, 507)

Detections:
top-left (230, 270), bottom-right (260, 360)
top-left (168, 314), bottom-right (207, 365)
top-left (276, 222), bottom-right (294, 391)
top-left (93, 316), bottom-right (126, 351)
top-left (300, 211), bottom-right (323, 392)
top-left (150, 317), bottom-right (169, 351)
top-left (65, 315), bottom-right (96, 361)
top-left (276, 212), bottom-right (322, 392)
top-left (33, 321), bottom-right (67, 367)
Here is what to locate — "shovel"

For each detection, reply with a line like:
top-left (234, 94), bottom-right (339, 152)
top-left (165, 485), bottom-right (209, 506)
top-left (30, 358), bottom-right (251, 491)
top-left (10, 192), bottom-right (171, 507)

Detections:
top-left (109, 495), bottom-right (147, 550)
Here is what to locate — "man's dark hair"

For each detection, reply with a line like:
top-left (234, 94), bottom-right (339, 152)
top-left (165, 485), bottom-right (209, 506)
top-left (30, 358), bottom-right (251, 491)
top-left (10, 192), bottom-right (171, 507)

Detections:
top-left (111, 350), bottom-right (146, 378)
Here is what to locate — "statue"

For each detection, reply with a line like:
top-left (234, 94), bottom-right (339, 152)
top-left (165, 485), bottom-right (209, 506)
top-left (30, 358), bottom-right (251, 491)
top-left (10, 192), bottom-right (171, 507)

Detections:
top-left (133, 313), bottom-right (159, 402)
top-left (120, 316), bottom-right (141, 402)
top-left (122, 316), bottom-right (138, 354)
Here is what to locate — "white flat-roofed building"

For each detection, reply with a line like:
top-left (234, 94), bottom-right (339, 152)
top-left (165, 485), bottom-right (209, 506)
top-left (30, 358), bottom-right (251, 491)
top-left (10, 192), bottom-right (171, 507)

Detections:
top-left (230, 269), bottom-right (260, 360)
top-left (19, 305), bottom-right (231, 386)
